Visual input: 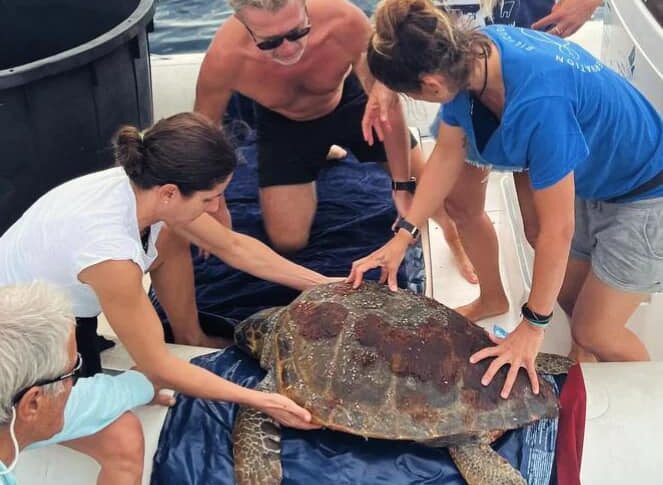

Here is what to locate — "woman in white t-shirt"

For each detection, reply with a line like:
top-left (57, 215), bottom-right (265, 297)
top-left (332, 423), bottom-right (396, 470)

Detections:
top-left (0, 112), bottom-right (330, 476)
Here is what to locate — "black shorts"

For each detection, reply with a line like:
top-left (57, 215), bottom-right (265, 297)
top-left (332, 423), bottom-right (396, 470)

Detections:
top-left (255, 73), bottom-right (418, 187)
top-left (75, 316), bottom-right (116, 377)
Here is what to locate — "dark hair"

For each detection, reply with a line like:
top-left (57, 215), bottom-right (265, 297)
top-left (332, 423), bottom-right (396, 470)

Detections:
top-left (367, 0), bottom-right (492, 93)
top-left (113, 112), bottom-right (237, 196)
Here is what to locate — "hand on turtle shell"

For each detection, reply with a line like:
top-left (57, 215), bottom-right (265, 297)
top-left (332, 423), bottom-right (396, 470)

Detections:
top-left (348, 232), bottom-right (411, 291)
top-left (469, 319), bottom-right (545, 399)
top-left (255, 392), bottom-right (322, 430)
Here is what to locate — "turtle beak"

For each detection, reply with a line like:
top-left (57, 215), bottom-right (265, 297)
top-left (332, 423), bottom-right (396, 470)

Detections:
top-left (234, 321), bottom-right (251, 352)
top-left (234, 321), bottom-right (262, 358)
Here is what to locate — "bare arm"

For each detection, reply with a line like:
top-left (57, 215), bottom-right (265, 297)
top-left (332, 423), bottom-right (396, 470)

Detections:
top-left (177, 214), bottom-right (330, 290)
top-left (194, 37), bottom-right (237, 124)
top-left (344, 4), bottom-right (411, 181)
top-left (80, 261), bottom-right (259, 400)
top-left (528, 172), bottom-right (576, 315)
top-left (194, 34), bottom-right (240, 228)
top-left (470, 173), bottom-right (575, 398)
top-left (402, 122), bottom-right (467, 227)
top-left (348, 121), bottom-right (467, 289)
top-left (78, 260), bottom-right (318, 429)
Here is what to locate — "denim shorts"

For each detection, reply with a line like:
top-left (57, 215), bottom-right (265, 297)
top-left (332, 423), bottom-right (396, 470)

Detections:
top-left (571, 197), bottom-right (663, 293)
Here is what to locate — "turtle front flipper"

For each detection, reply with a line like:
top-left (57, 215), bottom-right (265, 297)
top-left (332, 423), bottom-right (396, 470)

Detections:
top-left (233, 373), bottom-right (283, 485)
top-left (535, 352), bottom-right (575, 375)
top-left (448, 442), bottom-right (526, 485)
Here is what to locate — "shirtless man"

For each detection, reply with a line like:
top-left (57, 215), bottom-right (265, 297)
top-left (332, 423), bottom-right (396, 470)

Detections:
top-left (195, 0), bottom-right (477, 281)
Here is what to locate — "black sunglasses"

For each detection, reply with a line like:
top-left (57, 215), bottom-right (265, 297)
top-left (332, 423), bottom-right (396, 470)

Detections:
top-left (12, 352), bottom-right (83, 405)
top-left (243, 6), bottom-right (311, 51)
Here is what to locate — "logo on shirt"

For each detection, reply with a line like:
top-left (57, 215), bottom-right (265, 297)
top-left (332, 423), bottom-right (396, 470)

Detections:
top-left (495, 26), bottom-right (604, 73)
top-left (519, 29), bottom-right (581, 60)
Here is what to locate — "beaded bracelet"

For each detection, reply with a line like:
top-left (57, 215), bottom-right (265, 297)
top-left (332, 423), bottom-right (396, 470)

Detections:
top-left (521, 303), bottom-right (553, 329)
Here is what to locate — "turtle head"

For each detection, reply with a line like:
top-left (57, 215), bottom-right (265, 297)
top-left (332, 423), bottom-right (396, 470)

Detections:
top-left (234, 307), bottom-right (282, 360)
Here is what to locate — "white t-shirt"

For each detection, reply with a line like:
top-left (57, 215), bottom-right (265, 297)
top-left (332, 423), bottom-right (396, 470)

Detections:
top-left (0, 167), bottom-right (163, 317)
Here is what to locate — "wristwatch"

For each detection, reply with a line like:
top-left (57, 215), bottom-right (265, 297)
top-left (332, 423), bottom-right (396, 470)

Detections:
top-left (391, 177), bottom-right (416, 194)
top-left (392, 216), bottom-right (420, 240)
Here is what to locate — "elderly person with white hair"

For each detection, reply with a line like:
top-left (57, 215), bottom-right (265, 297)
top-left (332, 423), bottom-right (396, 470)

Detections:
top-left (0, 282), bottom-right (170, 485)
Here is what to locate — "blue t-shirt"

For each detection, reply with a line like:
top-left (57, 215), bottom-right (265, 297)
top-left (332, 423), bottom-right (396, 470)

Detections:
top-left (438, 25), bottom-right (663, 201)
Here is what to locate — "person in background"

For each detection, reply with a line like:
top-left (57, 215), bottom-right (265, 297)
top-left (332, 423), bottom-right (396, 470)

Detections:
top-left (0, 282), bottom-right (172, 485)
top-left (195, 0), bottom-right (480, 283)
top-left (351, 0), bottom-right (663, 397)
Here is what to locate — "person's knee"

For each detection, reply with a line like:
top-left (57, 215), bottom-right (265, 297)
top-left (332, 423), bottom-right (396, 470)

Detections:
top-left (557, 293), bottom-right (575, 317)
top-left (522, 221), bottom-right (539, 249)
top-left (95, 412), bottom-right (145, 475)
top-left (445, 199), bottom-right (482, 228)
top-left (571, 324), bottom-right (599, 353)
top-left (267, 230), bottom-right (310, 254)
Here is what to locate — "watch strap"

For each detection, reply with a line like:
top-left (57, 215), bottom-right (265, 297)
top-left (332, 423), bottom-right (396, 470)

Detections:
top-left (392, 216), bottom-right (420, 240)
top-left (391, 177), bottom-right (416, 194)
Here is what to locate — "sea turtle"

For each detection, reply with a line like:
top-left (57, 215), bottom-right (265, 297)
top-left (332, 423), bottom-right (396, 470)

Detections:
top-left (232, 282), bottom-right (571, 485)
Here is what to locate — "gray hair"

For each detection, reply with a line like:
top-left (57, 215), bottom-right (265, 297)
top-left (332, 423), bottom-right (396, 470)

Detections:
top-left (0, 282), bottom-right (75, 424)
top-left (229, 0), bottom-right (298, 13)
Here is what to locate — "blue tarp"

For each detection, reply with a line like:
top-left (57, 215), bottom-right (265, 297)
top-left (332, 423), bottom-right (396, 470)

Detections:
top-left (152, 348), bottom-right (561, 485)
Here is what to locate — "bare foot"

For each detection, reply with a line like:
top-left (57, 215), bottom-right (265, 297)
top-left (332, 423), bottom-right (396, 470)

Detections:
top-left (456, 297), bottom-right (509, 322)
top-left (326, 144), bottom-right (347, 160)
top-left (446, 238), bottom-right (479, 284)
top-left (568, 342), bottom-right (598, 363)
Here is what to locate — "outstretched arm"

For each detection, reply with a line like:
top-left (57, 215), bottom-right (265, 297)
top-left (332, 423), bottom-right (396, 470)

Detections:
top-left (79, 260), bottom-right (319, 429)
top-left (348, 121), bottom-right (467, 289)
top-left (470, 173), bottom-right (575, 398)
top-left (194, 28), bottom-right (237, 124)
top-left (178, 214), bottom-right (331, 291)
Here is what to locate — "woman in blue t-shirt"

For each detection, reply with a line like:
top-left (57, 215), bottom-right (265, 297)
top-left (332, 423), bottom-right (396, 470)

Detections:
top-left (351, 0), bottom-right (663, 398)
top-left (363, 0), bottom-right (602, 306)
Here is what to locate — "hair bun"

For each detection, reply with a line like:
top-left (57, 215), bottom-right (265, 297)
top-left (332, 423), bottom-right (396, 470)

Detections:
top-left (113, 125), bottom-right (146, 177)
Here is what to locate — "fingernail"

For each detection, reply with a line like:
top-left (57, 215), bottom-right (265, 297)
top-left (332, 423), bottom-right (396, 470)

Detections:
top-left (481, 379), bottom-right (487, 386)
top-left (501, 393), bottom-right (508, 399)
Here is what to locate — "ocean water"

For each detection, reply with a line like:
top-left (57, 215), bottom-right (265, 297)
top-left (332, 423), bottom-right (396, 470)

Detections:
top-left (149, 0), bottom-right (378, 54)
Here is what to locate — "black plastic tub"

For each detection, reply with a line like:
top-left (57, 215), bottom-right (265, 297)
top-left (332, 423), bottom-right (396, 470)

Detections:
top-left (0, 0), bottom-right (155, 234)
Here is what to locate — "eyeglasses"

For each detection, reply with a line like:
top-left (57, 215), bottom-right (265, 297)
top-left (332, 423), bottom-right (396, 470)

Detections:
top-left (243, 6), bottom-right (311, 51)
top-left (12, 352), bottom-right (83, 405)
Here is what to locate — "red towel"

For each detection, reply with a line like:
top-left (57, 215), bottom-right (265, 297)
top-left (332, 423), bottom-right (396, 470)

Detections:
top-left (555, 364), bottom-right (587, 485)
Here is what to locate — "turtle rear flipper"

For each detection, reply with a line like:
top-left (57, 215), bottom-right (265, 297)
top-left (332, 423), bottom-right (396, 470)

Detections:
top-left (449, 442), bottom-right (526, 485)
top-left (232, 373), bottom-right (283, 485)
top-left (535, 352), bottom-right (575, 375)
